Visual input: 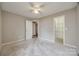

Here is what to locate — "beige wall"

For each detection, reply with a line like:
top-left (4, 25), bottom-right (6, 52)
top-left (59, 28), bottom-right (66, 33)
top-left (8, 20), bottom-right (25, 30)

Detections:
top-left (65, 8), bottom-right (77, 46)
top-left (39, 16), bottom-right (55, 42)
top-left (2, 11), bottom-right (26, 43)
top-left (76, 5), bottom-right (79, 53)
top-left (38, 8), bottom-right (77, 46)
top-left (0, 5), bottom-right (2, 53)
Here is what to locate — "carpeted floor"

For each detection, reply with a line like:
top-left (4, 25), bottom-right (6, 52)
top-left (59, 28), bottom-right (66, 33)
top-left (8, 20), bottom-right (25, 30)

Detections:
top-left (0, 38), bottom-right (77, 56)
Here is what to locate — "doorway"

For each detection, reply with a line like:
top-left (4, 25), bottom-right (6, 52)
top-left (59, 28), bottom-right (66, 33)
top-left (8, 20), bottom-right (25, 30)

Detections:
top-left (54, 15), bottom-right (65, 44)
top-left (32, 21), bottom-right (38, 38)
top-left (26, 20), bottom-right (32, 40)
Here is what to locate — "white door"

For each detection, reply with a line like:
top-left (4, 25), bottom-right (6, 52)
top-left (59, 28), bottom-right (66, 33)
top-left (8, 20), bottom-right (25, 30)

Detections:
top-left (54, 15), bottom-right (65, 44)
top-left (26, 20), bottom-right (32, 40)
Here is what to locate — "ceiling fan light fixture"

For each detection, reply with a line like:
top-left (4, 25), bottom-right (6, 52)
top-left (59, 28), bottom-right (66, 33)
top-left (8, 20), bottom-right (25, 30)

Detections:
top-left (32, 9), bottom-right (40, 14)
top-left (29, 3), bottom-right (44, 14)
top-left (34, 5), bottom-right (40, 8)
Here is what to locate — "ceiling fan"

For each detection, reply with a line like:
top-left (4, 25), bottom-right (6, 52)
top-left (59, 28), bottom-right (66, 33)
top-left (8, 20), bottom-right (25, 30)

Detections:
top-left (29, 2), bottom-right (44, 14)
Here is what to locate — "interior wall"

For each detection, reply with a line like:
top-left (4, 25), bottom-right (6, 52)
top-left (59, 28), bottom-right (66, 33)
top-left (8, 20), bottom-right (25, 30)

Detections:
top-left (0, 5), bottom-right (2, 53)
top-left (39, 17), bottom-right (55, 42)
top-left (2, 11), bottom-right (26, 43)
top-left (64, 8), bottom-right (77, 46)
top-left (76, 4), bottom-right (79, 53)
top-left (38, 8), bottom-right (77, 46)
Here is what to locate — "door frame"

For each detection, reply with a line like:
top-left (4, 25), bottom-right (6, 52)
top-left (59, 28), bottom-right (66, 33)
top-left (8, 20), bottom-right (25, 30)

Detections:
top-left (32, 21), bottom-right (38, 38)
top-left (53, 15), bottom-right (65, 45)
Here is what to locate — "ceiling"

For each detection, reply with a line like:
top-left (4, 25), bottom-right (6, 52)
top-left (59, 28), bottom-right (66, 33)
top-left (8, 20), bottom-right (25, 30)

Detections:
top-left (1, 2), bottom-right (77, 19)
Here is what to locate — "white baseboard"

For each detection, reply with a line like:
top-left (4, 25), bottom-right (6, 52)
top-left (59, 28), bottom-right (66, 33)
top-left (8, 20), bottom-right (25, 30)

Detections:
top-left (2, 39), bottom-right (25, 46)
top-left (64, 44), bottom-right (77, 48)
top-left (38, 37), bottom-right (54, 43)
top-left (38, 37), bottom-right (76, 48)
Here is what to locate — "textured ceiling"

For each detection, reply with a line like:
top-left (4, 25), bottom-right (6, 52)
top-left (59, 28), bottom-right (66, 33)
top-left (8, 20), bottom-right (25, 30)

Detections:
top-left (1, 2), bottom-right (77, 19)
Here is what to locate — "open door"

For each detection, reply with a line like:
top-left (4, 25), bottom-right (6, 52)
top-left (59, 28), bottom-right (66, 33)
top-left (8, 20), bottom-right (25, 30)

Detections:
top-left (32, 21), bottom-right (38, 38)
top-left (26, 20), bottom-right (32, 40)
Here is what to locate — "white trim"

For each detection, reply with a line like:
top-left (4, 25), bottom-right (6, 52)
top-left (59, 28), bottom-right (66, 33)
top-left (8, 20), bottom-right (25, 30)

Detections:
top-left (64, 44), bottom-right (77, 48)
top-left (38, 37), bottom-right (54, 43)
top-left (2, 39), bottom-right (25, 46)
top-left (63, 15), bottom-right (65, 45)
top-left (54, 15), bottom-right (65, 45)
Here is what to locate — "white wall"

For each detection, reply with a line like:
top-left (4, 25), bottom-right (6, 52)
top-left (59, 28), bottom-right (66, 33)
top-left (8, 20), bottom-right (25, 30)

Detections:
top-left (38, 8), bottom-right (77, 46)
top-left (2, 11), bottom-right (26, 43)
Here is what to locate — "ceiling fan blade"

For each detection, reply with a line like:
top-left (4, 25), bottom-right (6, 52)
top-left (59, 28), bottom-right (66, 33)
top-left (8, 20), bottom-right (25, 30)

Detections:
top-left (29, 2), bottom-right (44, 8)
top-left (40, 4), bottom-right (45, 8)
top-left (29, 2), bottom-right (34, 7)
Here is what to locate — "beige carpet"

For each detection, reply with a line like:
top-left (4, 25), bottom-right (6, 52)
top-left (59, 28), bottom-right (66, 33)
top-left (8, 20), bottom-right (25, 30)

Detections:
top-left (1, 39), bottom-right (77, 56)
